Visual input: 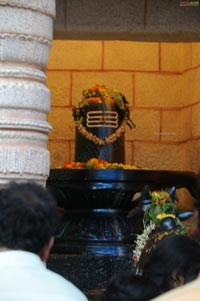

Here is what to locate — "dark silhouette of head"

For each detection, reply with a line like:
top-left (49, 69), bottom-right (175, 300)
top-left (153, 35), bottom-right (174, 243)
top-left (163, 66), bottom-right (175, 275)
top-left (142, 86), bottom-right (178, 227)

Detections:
top-left (142, 235), bottom-right (200, 293)
top-left (102, 272), bottom-right (161, 301)
top-left (0, 181), bottom-right (58, 257)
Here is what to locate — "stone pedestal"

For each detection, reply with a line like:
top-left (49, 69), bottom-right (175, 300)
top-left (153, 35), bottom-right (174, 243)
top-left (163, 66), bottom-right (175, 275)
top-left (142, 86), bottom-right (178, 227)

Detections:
top-left (0, 0), bottom-right (55, 185)
top-left (47, 168), bottom-right (198, 300)
top-left (47, 209), bottom-right (138, 300)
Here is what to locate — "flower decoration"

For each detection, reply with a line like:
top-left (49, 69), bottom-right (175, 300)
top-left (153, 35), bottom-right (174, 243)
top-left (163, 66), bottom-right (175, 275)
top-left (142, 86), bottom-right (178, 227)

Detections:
top-left (132, 187), bottom-right (193, 271)
top-left (143, 190), bottom-right (180, 226)
top-left (62, 157), bottom-right (142, 169)
top-left (72, 84), bottom-right (135, 146)
top-left (132, 221), bottom-right (156, 264)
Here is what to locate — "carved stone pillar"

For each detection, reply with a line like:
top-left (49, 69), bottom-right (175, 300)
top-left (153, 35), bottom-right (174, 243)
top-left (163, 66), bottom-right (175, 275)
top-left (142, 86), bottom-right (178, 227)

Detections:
top-left (0, 0), bottom-right (55, 185)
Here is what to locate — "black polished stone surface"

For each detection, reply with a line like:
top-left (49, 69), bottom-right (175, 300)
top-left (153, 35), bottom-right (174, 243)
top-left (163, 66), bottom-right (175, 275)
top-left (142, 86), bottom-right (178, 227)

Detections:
top-left (47, 169), bottom-right (198, 209)
top-left (47, 253), bottom-right (134, 300)
top-left (51, 209), bottom-right (143, 255)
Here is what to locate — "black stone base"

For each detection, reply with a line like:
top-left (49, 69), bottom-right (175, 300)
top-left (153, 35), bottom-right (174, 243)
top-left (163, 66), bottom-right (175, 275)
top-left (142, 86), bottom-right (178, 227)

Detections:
top-left (46, 169), bottom-right (198, 300)
top-left (47, 253), bottom-right (134, 300)
top-left (46, 207), bottom-right (139, 300)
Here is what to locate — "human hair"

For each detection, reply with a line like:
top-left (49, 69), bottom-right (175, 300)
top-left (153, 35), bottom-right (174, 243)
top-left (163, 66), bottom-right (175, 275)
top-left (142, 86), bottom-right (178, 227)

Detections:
top-left (0, 181), bottom-right (58, 254)
top-left (142, 235), bottom-right (200, 292)
top-left (102, 272), bottom-right (161, 301)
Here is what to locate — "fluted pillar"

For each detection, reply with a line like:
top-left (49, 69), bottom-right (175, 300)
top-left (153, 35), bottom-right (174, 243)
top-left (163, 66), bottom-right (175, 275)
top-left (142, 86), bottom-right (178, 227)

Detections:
top-left (0, 0), bottom-right (55, 185)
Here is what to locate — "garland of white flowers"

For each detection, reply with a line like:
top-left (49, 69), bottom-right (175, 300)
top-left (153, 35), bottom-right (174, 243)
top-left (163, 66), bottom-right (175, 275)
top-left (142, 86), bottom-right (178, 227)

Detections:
top-left (75, 118), bottom-right (127, 146)
top-left (132, 221), bottom-right (156, 265)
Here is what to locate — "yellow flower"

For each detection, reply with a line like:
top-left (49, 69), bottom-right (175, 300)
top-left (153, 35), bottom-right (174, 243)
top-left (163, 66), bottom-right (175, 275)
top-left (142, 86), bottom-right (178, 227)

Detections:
top-left (152, 191), bottom-right (160, 198)
top-left (156, 213), bottom-right (176, 220)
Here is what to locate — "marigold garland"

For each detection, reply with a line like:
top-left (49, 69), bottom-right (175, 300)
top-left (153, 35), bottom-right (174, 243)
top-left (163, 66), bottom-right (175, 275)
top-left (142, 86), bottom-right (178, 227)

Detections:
top-left (72, 84), bottom-right (135, 145)
top-left (75, 118), bottom-right (127, 146)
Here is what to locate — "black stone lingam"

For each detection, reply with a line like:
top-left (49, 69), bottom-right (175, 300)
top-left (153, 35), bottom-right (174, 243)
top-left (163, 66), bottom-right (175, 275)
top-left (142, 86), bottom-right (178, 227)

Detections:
top-left (72, 84), bottom-right (135, 164)
top-left (74, 97), bottom-right (126, 163)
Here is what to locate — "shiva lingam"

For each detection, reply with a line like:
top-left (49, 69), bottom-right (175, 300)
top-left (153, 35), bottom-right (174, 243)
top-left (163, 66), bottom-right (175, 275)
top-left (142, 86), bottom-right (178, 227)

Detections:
top-left (72, 84), bottom-right (135, 163)
top-left (47, 84), bottom-right (198, 299)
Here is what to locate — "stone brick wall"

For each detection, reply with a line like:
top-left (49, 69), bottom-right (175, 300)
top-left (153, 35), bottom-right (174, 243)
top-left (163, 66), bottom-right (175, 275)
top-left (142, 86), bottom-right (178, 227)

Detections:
top-left (54, 0), bottom-right (200, 42)
top-left (47, 40), bottom-right (200, 173)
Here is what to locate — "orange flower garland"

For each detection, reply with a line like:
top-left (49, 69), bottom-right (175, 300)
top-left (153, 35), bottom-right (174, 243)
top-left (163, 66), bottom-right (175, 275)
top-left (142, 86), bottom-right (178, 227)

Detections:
top-left (62, 157), bottom-right (141, 170)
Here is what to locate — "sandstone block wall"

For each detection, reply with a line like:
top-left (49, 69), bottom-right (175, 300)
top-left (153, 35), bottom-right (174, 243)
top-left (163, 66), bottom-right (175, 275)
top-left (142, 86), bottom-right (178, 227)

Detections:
top-left (47, 40), bottom-right (200, 173)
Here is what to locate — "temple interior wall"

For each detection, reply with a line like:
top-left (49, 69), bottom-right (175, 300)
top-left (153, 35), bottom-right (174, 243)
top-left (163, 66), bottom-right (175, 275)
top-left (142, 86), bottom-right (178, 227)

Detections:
top-left (47, 40), bottom-right (200, 173)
